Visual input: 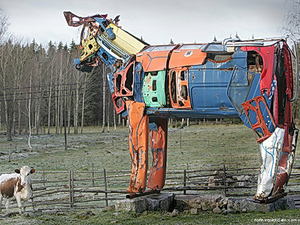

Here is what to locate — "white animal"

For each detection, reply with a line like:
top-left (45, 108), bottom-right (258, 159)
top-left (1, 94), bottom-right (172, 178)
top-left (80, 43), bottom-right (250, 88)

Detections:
top-left (0, 166), bottom-right (35, 214)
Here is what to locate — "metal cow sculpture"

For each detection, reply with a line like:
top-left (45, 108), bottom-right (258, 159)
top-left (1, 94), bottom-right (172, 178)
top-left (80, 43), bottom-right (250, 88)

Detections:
top-left (64, 11), bottom-right (299, 201)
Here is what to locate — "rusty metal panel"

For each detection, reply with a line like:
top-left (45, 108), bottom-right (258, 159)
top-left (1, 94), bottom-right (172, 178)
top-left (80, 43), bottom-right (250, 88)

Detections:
top-left (227, 66), bottom-right (260, 115)
top-left (65, 12), bottom-right (299, 199)
top-left (241, 45), bottom-right (276, 97)
top-left (80, 33), bottom-right (100, 61)
top-left (169, 68), bottom-right (191, 109)
top-left (126, 101), bottom-right (148, 193)
top-left (111, 93), bottom-right (125, 114)
top-left (114, 62), bottom-right (134, 97)
top-left (273, 129), bottom-right (298, 195)
top-left (148, 118), bottom-right (168, 190)
top-left (143, 71), bottom-right (166, 107)
top-left (241, 96), bottom-right (276, 143)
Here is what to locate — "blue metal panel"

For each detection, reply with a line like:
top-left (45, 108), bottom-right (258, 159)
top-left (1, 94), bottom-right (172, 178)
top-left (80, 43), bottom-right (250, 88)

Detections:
top-left (73, 58), bottom-right (93, 72)
top-left (97, 47), bottom-right (117, 66)
top-left (146, 108), bottom-right (238, 119)
top-left (143, 49), bottom-right (250, 118)
top-left (187, 49), bottom-right (247, 115)
top-left (94, 17), bottom-right (116, 40)
top-left (188, 62), bottom-right (235, 112)
top-left (134, 62), bottom-right (145, 102)
top-left (227, 66), bottom-right (261, 114)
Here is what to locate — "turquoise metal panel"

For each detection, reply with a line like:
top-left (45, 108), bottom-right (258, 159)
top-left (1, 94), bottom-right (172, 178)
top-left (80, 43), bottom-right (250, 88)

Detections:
top-left (143, 71), bottom-right (166, 107)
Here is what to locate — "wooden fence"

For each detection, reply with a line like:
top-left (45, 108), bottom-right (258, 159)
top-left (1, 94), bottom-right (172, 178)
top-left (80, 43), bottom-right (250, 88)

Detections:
top-left (11, 165), bottom-right (299, 213)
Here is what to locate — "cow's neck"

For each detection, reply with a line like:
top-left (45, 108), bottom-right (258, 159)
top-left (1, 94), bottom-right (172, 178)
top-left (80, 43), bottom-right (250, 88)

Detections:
top-left (16, 177), bottom-right (24, 192)
top-left (16, 177), bottom-right (32, 200)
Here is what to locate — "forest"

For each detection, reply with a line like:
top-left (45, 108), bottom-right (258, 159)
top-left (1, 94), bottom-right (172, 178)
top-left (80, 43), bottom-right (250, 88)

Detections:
top-left (0, 12), bottom-right (122, 142)
top-left (1, 3), bottom-right (300, 143)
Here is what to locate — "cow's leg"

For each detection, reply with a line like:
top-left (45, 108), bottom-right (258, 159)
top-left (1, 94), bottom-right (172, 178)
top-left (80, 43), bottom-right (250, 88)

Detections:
top-left (126, 101), bottom-right (148, 193)
top-left (148, 118), bottom-right (168, 190)
top-left (0, 195), bottom-right (2, 212)
top-left (15, 194), bottom-right (23, 214)
top-left (4, 199), bottom-right (10, 215)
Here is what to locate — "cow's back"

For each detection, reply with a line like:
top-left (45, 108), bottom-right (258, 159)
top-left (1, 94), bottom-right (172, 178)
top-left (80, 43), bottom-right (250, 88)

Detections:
top-left (0, 174), bottom-right (19, 198)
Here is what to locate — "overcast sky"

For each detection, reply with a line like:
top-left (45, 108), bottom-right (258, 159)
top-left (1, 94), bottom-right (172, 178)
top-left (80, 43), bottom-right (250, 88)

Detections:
top-left (0, 0), bottom-right (292, 47)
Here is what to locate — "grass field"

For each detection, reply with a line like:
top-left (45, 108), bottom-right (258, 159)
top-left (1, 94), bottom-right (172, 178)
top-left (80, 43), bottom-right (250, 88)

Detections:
top-left (0, 123), bottom-right (261, 172)
top-left (0, 123), bottom-right (299, 224)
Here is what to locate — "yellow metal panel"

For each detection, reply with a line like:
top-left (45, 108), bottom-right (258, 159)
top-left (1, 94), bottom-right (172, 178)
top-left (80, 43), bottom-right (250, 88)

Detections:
top-left (80, 34), bottom-right (100, 61)
top-left (107, 23), bottom-right (146, 55)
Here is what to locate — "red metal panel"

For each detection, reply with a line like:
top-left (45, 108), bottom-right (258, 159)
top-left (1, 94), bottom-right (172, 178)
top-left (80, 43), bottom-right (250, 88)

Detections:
top-left (273, 133), bottom-right (291, 195)
top-left (282, 42), bottom-right (293, 100)
top-left (241, 46), bottom-right (275, 96)
top-left (111, 93), bottom-right (125, 114)
top-left (114, 62), bottom-right (134, 97)
top-left (241, 96), bottom-right (276, 143)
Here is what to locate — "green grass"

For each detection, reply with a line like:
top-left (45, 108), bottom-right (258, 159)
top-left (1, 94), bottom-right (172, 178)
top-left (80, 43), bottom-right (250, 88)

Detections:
top-left (0, 124), bottom-right (260, 173)
top-left (0, 124), bottom-right (299, 224)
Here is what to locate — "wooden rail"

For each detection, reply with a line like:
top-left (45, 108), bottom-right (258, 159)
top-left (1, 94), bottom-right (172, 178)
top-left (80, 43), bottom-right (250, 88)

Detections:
top-left (2, 165), bottom-right (299, 213)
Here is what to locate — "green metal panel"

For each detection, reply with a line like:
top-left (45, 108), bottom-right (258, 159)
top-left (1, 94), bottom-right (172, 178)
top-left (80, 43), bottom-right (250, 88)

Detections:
top-left (143, 71), bottom-right (166, 107)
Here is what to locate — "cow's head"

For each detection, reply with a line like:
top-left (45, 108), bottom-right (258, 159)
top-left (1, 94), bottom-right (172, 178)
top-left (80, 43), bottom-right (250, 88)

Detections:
top-left (15, 166), bottom-right (35, 186)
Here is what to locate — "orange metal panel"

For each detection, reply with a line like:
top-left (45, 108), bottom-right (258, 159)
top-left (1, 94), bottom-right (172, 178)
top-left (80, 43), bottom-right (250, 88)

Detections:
top-left (169, 49), bottom-right (206, 68)
top-left (148, 118), bottom-right (168, 190)
top-left (136, 51), bottom-right (169, 72)
top-left (126, 101), bottom-right (148, 193)
top-left (169, 68), bottom-right (192, 109)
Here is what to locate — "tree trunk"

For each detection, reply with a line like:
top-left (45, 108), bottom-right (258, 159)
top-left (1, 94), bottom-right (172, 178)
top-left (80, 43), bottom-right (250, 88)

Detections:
top-left (47, 73), bottom-right (53, 134)
top-left (81, 74), bottom-right (87, 133)
top-left (113, 107), bottom-right (117, 130)
top-left (101, 65), bottom-right (106, 132)
top-left (74, 71), bottom-right (80, 134)
top-left (27, 75), bottom-right (32, 151)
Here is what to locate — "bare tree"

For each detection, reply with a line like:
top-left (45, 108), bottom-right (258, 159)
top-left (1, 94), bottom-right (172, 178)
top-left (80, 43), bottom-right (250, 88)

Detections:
top-left (46, 41), bottom-right (56, 134)
top-left (0, 39), bottom-right (14, 140)
top-left (73, 71), bottom-right (80, 134)
top-left (101, 65), bottom-right (106, 132)
top-left (0, 10), bottom-right (9, 44)
top-left (283, 0), bottom-right (300, 39)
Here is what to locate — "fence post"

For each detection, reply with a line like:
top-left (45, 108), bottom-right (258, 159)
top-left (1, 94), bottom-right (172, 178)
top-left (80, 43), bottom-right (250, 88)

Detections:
top-left (42, 166), bottom-right (46, 189)
top-left (180, 131), bottom-right (182, 149)
top-left (183, 169), bottom-right (187, 195)
top-left (69, 170), bottom-right (74, 208)
top-left (223, 164), bottom-right (227, 196)
top-left (92, 163), bottom-right (95, 187)
top-left (8, 144), bottom-right (12, 162)
top-left (104, 169), bottom-right (108, 207)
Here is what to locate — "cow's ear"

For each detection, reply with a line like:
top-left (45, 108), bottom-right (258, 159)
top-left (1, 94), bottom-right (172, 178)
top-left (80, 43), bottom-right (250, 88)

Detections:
top-left (15, 169), bottom-right (20, 174)
top-left (30, 168), bottom-right (36, 174)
